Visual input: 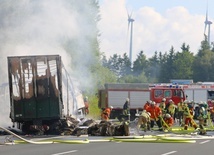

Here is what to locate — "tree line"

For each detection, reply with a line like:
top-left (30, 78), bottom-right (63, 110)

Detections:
top-left (98, 38), bottom-right (214, 87)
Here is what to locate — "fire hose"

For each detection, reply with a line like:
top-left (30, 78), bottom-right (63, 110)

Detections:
top-left (0, 126), bottom-right (111, 145)
top-left (2, 125), bottom-right (214, 145)
top-left (0, 126), bottom-right (54, 144)
top-left (112, 135), bottom-right (196, 143)
top-left (159, 116), bottom-right (171, 131)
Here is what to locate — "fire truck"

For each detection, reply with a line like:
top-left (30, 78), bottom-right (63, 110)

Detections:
top-left (181, 83), bottom-right (214, 109)
top-left (170, 79), bottom-right (214, 102)
top-left (98, 83), bottom-right (185, 120)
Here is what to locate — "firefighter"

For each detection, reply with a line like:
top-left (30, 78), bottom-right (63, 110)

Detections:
top-left (123, 98), bottom-right (130, 115)
top-left (167, 99), bottom-right (176, 121)
top-left (146, 101), bottom-right (163, 131)
top-left (143, 100), bottom-right (151, 110)
top-left (159, 98), bottom-right (166, 114)
top-left (199, 101), bottom-right (208, 126)
top-left (136, 110), bottom-right (151, 132)
top-left (84, 96), bottom-right (89, 115)
top-left (183, 101), bottom-right (198, 130)
top-left (162, 113), bottom-right (174, 130)
top-left (177, 99), bottom-right (184, 126)
top-left (197, 107), bottom-right (207, 135)
top-left (101, 106), bottom-right (113, 121)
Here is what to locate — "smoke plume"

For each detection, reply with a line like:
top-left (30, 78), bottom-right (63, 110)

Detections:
top-left (0, 0), bottom-right (98, 126)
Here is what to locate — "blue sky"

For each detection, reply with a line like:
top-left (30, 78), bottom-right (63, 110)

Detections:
top-left (126, 0), bottom-right (211, 15)
top-left (98, 0), bottom-right (214, 61)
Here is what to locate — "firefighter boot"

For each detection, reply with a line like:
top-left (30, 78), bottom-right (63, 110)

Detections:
top-left (199, 124), bottom-right (206, 135)
top-left (147, 122), bottom-right (151, 131)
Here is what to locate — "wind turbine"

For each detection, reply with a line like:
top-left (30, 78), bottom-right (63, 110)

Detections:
top-left (127, 11), bottom-right (134, 65)
top-left (204, 5), bottom-right (212, 46)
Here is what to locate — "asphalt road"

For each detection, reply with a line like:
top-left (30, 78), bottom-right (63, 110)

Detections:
top-left (1, 135), bottom-right (214, 155)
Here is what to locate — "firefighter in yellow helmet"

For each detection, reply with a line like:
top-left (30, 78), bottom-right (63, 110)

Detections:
top-left (159, 98), bottom-right (166, 114)
top-left (167, 99), bottom-right (176, 121)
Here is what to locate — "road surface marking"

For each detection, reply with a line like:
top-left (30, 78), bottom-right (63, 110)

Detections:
top-left (52, 150), bottom-right (78, 155)
top-left (200, 140), bottom-right (210, 144)
top-left (161, 151), bottom-right (177, 155)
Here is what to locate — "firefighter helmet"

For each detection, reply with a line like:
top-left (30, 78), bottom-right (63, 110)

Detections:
top-left (142, 110), bottom-right (147, 113)
top-left (165, 113), bottom-right (171, 119)
top-left (151, 101), bottom-right (156, 105)
top-left (200, 107), bottom-right (205, 113)
top-left (184, 100), bottom-right (188, 103)
top-left (147, 112), bottom-right (151, 116)
top-left (162, 98), bottom-right (166, 102)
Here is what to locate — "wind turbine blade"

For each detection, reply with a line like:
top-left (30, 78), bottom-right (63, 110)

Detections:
top-left (130, 11), bottom-right (133, 19)
top-left (126, 8), bottom-right (131, 38)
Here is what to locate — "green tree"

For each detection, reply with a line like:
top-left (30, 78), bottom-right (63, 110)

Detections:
top-left (118, 72), bottom-right (148, 83)
top-left (193, 38), bottom-right (214, 81)
top-left (118, 53), bottom-right (132, 77)
top-left (104, 53), bottom-right (131, 79)
top-left (172, 43), bottom-right (194, 79)
top-left (132, 51), bottom-right (148, 76)
top-left (107, 54), bottom-right (121, 77)
top-left (159, 47), bottom-right (176, 82)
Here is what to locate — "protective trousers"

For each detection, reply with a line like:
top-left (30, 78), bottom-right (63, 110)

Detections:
top-left (150, 119), bottom-right (162, 130)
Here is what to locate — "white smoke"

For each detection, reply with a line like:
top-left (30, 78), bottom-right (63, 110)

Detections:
top-left (0, 0), bottom-right (98, 126)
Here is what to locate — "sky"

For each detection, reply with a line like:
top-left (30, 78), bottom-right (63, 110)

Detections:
top-left (98, 0), bottom-right (214, 62)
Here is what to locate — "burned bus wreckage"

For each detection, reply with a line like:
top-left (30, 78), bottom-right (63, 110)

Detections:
top-left (6, 55), bottom-right (129, 136)
top-left (7, 55), bottom-right (82, 135)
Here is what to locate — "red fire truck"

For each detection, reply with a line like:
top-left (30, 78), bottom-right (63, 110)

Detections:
top-left (98, 83), bottom-right (185, 120)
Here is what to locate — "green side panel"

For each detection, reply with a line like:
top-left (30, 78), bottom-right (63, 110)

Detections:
top-left (23, 99), bottom-right (37, 118)
top-left (37, 99), bottom-right (50, 118)
top-left (14, 98), bottom-right (61, 120)
top-left (49, 97), bottom-right (60, 117)
top-left (36, 98), bottom-right (60, 118)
